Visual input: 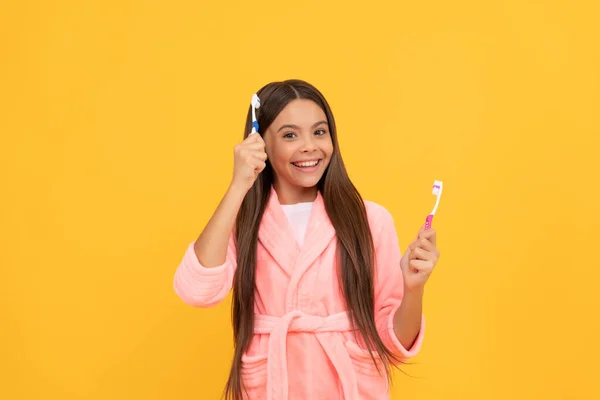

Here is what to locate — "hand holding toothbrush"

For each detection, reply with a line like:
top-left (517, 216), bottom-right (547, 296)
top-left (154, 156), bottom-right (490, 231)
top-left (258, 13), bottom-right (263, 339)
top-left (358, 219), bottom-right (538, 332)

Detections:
top-left (230, 94), bottom-right (267, 193)
top-left (400, 180), bottom-right (443, 291)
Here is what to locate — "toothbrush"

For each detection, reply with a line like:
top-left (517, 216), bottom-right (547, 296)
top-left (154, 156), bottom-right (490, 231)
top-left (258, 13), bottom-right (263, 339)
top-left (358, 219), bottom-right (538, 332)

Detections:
top-left (250, 94), bottom-right (261, 134)
top-left (424, 180), bottom-right (443, 230)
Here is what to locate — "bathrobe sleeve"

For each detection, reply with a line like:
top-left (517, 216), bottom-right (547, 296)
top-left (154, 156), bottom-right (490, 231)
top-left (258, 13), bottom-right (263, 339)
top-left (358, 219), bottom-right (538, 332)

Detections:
top-left (370, 203), bottom-right (425, 361)
top-left (173, 233), bottom-right (237, 307)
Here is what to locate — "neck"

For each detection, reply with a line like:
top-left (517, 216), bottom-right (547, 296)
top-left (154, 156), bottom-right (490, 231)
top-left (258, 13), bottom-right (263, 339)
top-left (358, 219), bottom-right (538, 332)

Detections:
top-left (273, 180), bottom-right (318, 205)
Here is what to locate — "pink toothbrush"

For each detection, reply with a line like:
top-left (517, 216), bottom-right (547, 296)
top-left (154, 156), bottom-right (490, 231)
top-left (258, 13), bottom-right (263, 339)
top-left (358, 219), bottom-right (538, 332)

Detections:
top-left (424, 180), bottom-right (443, 230)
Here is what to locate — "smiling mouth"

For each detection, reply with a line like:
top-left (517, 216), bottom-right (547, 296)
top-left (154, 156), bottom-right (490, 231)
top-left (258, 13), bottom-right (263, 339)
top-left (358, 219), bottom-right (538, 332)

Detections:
top-left (291, 160), bottom-right (321, 168)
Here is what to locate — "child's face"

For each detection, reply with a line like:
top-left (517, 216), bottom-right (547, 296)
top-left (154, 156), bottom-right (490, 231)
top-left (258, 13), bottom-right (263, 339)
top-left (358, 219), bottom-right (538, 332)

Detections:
top-left (264, 99), bottom-right (333, 197)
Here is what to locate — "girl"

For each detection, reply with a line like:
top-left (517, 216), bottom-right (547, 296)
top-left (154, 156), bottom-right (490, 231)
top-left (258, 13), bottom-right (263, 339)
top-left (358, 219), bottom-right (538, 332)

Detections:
top-left (173, 79), bottom-right (440, 400)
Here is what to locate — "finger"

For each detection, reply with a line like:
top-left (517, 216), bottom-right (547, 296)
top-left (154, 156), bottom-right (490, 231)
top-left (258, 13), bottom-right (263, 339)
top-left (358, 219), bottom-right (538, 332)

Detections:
top-left (416, 237), bottom-right (436, 252)
top-left (240, 143), bottom-right (265, 154)
top-left (418, 228), bottom-right (435, 239)
top-left (421, 239), bottom-right (440, 259)
top-left (401, 249), bottom-right (411, 268)
top-left (409, 235), bottom-right (431, 251)
top-left (247, 150), bottom-right (268, 161)
top-left (418, 228), bottom-right (436, 246)
top-left (242, 141), bottom-right (267, 151)
top-left (411, 247), bottom-right (436, 262)
top-left (248, 158), bottom-right (267, 171)
top-left (239, 148), bottom-right (267, 162)
top-left (410, 226), bottom-right (425, 245)
top-left (247, 132), bottom-right (265, 143)
top-left (408, 250), bottom-right (419, 262)
top-left (408, 241), bottom-right (419, 256)
top-left (409, 259), bottom-right (434, 273)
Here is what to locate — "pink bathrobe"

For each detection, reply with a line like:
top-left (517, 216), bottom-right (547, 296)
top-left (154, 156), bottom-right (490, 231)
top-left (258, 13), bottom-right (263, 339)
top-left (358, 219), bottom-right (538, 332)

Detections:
top-left (174, 189), bottom-right (425, 399)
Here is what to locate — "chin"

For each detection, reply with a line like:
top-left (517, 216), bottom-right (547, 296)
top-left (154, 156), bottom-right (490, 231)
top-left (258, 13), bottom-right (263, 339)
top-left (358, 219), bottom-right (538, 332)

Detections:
top-left (289, 171), bottom-right (326, 188)
top-left (295, 178), bottom-right (322, 188)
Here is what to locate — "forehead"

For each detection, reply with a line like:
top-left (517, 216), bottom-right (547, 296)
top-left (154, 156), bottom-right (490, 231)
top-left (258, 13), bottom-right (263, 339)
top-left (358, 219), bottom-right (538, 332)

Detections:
top-left (271, 99), bottom-right (327, 127)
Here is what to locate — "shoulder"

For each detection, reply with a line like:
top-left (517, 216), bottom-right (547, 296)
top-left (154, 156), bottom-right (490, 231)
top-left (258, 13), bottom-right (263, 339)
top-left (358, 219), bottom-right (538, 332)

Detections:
top-left (363, 200), bottom-right (401, 251)
top-left (363, 200), bottom-right (395, 232)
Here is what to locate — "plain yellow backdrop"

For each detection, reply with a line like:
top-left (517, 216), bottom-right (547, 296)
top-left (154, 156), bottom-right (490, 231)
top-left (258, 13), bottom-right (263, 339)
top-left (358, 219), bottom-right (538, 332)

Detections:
top-left (1, 0), bottom-right (599, 399)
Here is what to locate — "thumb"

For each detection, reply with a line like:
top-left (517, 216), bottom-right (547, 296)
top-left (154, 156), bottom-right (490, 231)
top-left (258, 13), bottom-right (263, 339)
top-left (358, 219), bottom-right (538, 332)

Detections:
top-left (401, 247), bottom-right (411, 271)
top-left (250, 131), bottom-right (264, 141)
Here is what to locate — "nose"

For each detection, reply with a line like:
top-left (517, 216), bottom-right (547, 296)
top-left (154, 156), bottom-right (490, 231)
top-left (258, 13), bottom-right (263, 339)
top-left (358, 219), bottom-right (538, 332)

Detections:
top-left (300, 134), bottom-right (317, 153)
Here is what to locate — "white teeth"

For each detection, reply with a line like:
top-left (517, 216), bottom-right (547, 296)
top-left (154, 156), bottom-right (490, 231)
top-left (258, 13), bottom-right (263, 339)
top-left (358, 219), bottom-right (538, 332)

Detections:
top-left (293, 160), bottom-right (319, 167)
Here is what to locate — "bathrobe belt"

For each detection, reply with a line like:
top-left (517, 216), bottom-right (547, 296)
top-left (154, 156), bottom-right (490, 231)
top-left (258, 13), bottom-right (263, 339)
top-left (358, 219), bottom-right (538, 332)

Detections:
top-left (254, 310), bottom-right (361, 400)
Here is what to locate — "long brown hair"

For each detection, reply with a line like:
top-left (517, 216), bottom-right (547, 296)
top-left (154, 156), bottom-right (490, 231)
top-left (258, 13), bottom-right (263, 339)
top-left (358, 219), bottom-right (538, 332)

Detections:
top-left (224, 79), bottom-right (402, 399)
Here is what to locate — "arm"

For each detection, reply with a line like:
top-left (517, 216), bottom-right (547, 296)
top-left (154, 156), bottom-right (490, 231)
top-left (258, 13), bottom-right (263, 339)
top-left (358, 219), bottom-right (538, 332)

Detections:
top-left (372, 205), bottom-right (425, 361)
top-left (193, 185), bottom-right (246, 268)
top-left (173, 132), bottom-right (267, 307)
top-left (393, 215), bottom-right (439, 350)
top-left (173, 185), bottom-right (245, 307)
top-left (392, 285), bottom-right (424, 350)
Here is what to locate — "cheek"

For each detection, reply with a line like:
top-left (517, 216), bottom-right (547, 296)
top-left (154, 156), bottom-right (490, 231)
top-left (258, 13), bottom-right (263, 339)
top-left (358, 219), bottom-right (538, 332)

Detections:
top-left (274, 155), bottom-right (289, 171)
top-left (324, 139), bottom-right (334, 159)
top-left (269, 146), bottom-right (293, 170)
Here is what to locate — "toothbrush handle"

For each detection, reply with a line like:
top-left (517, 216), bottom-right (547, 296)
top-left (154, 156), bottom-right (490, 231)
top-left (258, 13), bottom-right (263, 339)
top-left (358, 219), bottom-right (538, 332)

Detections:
top-left (424, 214), bottom-right (433, 230)
top-left (251, 121), bottom-right (259, 134)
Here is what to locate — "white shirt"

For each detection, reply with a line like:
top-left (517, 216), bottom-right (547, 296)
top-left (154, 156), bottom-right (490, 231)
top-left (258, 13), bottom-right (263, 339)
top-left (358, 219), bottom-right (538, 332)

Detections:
top-left (280, 202), bottom-right (314, 247)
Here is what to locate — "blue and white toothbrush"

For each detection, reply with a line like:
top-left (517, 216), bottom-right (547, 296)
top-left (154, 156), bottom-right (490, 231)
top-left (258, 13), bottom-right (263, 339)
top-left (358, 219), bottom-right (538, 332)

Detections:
top-left (250, 94), bottom-right (261, 135)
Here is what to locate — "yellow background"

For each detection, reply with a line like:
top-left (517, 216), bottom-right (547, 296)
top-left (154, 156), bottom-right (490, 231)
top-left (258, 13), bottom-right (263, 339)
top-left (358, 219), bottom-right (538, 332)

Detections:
top-left (1, 0), bottom-right (599, 399)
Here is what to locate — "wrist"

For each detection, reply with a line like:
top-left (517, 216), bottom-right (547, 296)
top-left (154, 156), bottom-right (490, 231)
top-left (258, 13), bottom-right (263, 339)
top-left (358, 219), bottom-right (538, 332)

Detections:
top-left (225, 184), bottom-right (249, 208)
top-left (227, 182), bottom-right (249, 198)
top-left (403, 285), bottom-right (425, 298)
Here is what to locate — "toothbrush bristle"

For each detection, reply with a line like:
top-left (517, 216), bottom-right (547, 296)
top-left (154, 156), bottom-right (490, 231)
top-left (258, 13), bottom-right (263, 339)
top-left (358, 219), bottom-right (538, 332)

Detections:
top-left (432, 180), bottom-right (443, 195)
top-left (251, 94), bottom-right (261, 109)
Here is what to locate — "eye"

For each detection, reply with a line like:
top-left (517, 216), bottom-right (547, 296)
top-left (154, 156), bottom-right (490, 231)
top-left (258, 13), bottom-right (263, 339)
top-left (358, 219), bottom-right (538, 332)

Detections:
top-left (283, 132), bottom-right (296, 139)
top-left (315, 129), bottom-right (327, 136)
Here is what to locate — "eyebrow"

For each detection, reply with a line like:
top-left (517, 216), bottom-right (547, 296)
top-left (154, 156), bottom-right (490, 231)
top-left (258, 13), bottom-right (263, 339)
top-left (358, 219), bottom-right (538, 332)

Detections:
top-left (276, 120), bottom-right (328, 132)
